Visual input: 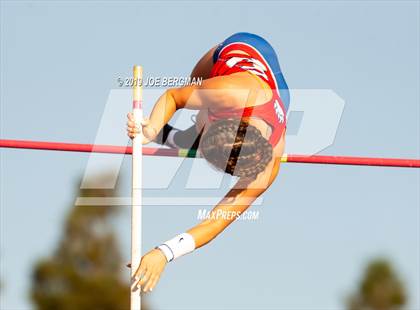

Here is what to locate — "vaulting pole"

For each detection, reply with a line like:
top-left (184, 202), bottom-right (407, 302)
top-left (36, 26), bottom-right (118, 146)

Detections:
top-left (131, 65), bottom-right (143, 310)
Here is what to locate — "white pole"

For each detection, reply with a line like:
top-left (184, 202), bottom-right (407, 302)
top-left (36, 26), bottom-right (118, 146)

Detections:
top-left (131, 65), bottom-right (143, 310)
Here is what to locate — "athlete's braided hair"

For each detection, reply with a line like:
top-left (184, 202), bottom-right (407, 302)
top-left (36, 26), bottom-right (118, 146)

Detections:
top-left (199, 119), bottom-right (272, 179)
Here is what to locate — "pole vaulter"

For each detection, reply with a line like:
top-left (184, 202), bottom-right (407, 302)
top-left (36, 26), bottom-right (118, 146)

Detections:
top-left (2, 33), bottom-right (420, 310)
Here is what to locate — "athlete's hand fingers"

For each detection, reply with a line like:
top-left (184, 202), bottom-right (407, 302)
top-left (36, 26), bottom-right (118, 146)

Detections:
top-left (143, 273), bottom-right (156, 292)
top-left (144, 273), bottom-right (160, 292)
top-left (126, 112), bottom-right (141, 139)
top-left (128, 112), bottom-right (147, 128)
top-left (127, 121), bottom-right (140, 132)
top-left (127, 130), bottom-right (137, 139)
top-left (127, 120), bottom-right (137, 128)
top-left (127, 125), bottom-right (140, 134)
top-left (133, 262), bottom-right (146, 284)
top-left (138, 268), bottom-right (152, 287)
top-left (134, 249), bottom-right (167, 290)
top-left (127, 112), bottom-right (134, 122)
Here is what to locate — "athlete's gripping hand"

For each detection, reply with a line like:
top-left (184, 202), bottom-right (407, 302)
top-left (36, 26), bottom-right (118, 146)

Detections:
top-left (126, 112), bottom-right (158, 144)
top-left (130, 248), bottom-right (167, 293)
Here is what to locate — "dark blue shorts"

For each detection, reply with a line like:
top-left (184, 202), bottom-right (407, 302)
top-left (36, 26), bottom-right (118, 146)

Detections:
top-left (213, 32), bottom-right (290, 111)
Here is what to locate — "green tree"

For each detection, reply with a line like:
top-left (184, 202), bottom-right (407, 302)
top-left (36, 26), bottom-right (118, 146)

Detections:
top-left (31, 175), bottom-right (146, 310)
top-left (347, 258), bottom-right (407, 310)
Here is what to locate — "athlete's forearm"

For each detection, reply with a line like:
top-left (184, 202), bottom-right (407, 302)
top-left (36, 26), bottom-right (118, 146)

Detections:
top-left (188, 157), bottom-right (281, 248)
top-left (187, 214), bottom-right (228, 249)
top-left (187, 186), bottom-right (265, 248)
top-left (155, 177), bottom-right (274, 263)
top-left (156, 157), bottom-right (281, 262)
top-left (148, 89), bottom-right (178, 135)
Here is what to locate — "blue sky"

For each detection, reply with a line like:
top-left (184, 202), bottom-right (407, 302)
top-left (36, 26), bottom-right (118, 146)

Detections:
top-left (1, 1), bottom-right (419, 309)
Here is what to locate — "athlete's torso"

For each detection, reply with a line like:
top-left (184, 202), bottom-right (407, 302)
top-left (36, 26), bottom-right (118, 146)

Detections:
top-left (206, 42), bottom-right (287, 147)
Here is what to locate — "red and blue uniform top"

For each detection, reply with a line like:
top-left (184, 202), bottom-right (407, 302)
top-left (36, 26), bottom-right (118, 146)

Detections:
top-left (208, 41), bottom-right (287, 147)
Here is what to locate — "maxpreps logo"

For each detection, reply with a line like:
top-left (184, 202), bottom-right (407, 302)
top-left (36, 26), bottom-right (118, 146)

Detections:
top-left (274, 99), bottom-right (285, 123)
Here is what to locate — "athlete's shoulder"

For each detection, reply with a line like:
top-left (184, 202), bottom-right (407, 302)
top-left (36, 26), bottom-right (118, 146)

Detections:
top-left (200, 74), bottom-right (260, 109)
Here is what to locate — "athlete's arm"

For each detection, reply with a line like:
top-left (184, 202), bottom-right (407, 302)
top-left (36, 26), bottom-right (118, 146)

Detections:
top-left (132, 163), bottom-right (280, 293)
top-left (169, 74), bottom-right (249, 110)
top-left (133, 136), bottom-right (284, 292)
top-left (188, 133), bottom-right (285, 247)
top-left (189, 156), bottom-right (281, 247)
top-left (127, 75), bottom-right (253, 142)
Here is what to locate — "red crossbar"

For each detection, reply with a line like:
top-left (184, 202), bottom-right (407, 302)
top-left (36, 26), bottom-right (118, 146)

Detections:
top-left (0, 139), bottom-right (184, 157)
top-left (285, 154), bottom-right (420, 168)
top-left (1, 139), bottom-right (419, 168)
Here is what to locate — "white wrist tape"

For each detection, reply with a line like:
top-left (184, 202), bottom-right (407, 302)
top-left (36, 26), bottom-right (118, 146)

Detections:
top-left (165, 129), bottom-right (179, 148)
top-left (157, 233), bottom-right (196, 262)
